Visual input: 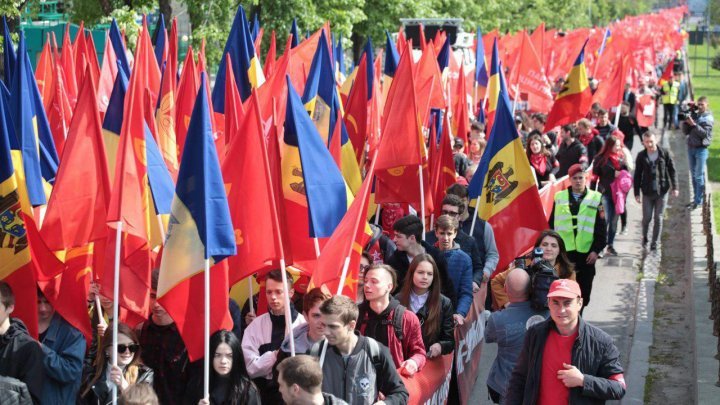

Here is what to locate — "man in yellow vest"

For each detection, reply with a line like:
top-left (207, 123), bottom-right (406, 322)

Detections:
top-left (549, 164), bottom-right (607, 309)
top-left (660, 74), bottom-right (680, 129)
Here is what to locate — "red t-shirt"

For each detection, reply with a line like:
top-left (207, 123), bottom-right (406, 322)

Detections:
top-left (538, 329), bottom-right (578, 405)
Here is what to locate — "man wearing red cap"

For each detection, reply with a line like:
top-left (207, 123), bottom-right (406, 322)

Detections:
top-left (549, 164), bottom-right (606, 308)
top-left (506, 279), bottom-right (626, 404)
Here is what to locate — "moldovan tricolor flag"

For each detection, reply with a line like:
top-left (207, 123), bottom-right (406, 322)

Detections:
top-left (158, 76), bottom-right (236, 361)
top-left (212, 5), bottom-right (265, 111)
top-left (0, 81), bottom-right (38, 338)
top-left (468, 68), bottom-right (547, 275)
top-left (544, 40), bottom-right (592, 131)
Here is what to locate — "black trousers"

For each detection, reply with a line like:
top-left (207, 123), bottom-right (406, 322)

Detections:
top-left (567, 251), bottom-right (597, 307)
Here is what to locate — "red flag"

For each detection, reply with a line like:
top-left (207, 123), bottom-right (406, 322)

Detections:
top-left (263, 30), bottom-right (277, 78)
top-left (73, 22), bottom-right (88, 86)
top-left (413, 45), bottom-right (446, 127)
top-left (223, 91), bottom-right (284, 284)
top-left (658, 59), bottom-right (674, 87)
top-left (432, 114), bottom-right (457, 218)
top-left (46, 64), bottom-right (73, 157)
top-left (167, 18), bottom-right (179, 89)
top-left (60, 24), bottom-right (78, 107)
top-left (30, 219), bottom-right (93, 342)
top-left (344, 53), bottom-right (370, 162)
top-left (140, 18), bottom-right (162, 108)
top-left (508, 30), bottom-right (553, 113)
top-left (103, 24), bottom-right (156, 322)
top-left (375, 44), bottom-right (432, 215)
top-left (530, 23), bottom-right (545, 69)
top-left (593, 54), bottom-right (630, 111)
top-left (175, 46), bottom-right (199, 161)
top-left (311, 161), bottom-right (375, 298)
top-left (42, 70), bottom-right (111, 251)
top-left (84, 32), bottom-right (102, 90)
top-left (224, 55), bottom-right (245, 146)
top-left (97, 31), bottom-right (118, 116)
top-left (155, 59), bottom-right (180, 178)
top-left (452, 63), bottom-right (470, 150)
top-left (36, 34), bottom-right (54, 110)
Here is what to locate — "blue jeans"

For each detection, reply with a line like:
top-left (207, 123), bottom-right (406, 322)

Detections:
top-left (688, 147), bottom-right (708, 205)
top-left (672, 104), bottom-right (679, 128)
top-left (602, 194), bottom-right (619, 246)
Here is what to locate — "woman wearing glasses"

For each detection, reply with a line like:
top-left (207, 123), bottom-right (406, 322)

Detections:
top-left (79, 323), bottom-right (154, 404)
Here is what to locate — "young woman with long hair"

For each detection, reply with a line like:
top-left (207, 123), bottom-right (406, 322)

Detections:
top-left (396, 254), bottom-right (455, 359)
top-left (526, 133), bottom-right (558, 187)
top-left (592, 135), bottom-right (629, 255)
top-left (532, 229), bottom-right (575, 280)
top-left (79, 323), bottom-right (154, 405)
top-left (186, 330), bottom-right (259, 405)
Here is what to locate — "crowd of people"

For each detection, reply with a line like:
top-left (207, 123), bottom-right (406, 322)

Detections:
top-left (0, 48), bottom-right (714, 405)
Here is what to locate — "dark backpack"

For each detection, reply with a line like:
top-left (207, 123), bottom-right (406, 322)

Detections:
top-left (529, 260), bottom-right (559, 310)
top-left (357, 304), bottom-right (406, 340)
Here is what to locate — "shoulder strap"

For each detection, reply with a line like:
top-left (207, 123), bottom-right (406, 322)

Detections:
top-left (392, 306), bottom-right (405, 340)
top-left (367, 337), bottom-right (380, 360)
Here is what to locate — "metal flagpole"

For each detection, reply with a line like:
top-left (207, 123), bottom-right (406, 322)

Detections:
top-left (203, 258), bottom-right (211, 402)
top-left (111, 222), bottom-right (123, 405)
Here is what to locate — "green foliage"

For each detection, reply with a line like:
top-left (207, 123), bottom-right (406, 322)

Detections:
top-left (67, 0), bottom-right (156, 27)
top-left (181, 0), bottom-right (234, 72)
top-left (0, 0), bottom-right (23, 19)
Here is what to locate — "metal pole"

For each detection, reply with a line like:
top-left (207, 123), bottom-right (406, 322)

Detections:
top-left (111, 222), bottom-right (122, 405)
top-left (203, 258), bottom-right (211, 402)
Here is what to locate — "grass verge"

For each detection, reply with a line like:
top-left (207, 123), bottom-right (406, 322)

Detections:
top-left (688, 42), bottom-right (720, 233)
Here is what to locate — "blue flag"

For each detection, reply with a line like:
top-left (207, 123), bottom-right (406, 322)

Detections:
top-left (211, 5), bottom-right (264, 111)
top-left (384, 30), bottom-right (400, 77)
top-left (285, 76), bottom-right (347, 238)
top-left (166, 75), bottom-right (236, 261)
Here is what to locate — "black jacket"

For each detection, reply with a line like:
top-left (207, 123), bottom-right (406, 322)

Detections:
top-left (506, 318), bottom-right (626, 405)
top-left (633, 147), bottom-right (677, 197)
top-left (556, 140), bottom-right (588, 178)
top-left (0, 319), bottom-right (44, 405)
top-left (592, 158), bottom-right (628, 196)
top-left (78, 364), bottom-right (154, 405)
top-left (412, 294), bottom-right (455, 355)
top-left (386, 241), bottom-right (456, 306)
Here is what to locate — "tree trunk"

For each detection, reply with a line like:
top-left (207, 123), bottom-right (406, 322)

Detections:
top-left (351, 31), bottom-right (364, 65)
top-left (159, 0), bottom-right (172, 26)
top-left (99, 0), bottom-right (113, 15)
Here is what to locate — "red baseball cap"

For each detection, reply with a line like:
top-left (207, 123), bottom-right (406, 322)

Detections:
top-left (547, 279), bottom-right (582, 299)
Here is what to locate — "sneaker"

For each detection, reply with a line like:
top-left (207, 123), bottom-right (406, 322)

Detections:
top-left (650, 243), bottom-right (657, 251)
top-left (620, 227), bottom-right (628, 235)
top-left (606, 246), bottom-right (618, 256)
top-left (642, 238), bottom-right (648, 249)
top-left (598, 250), bottom-right (605, 259)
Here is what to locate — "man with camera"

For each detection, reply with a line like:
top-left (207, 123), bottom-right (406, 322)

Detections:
top-left (680, 96), bottom-right (714, 210)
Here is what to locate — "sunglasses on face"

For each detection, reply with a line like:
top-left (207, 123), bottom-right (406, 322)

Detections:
top-left (117, 344), bottom-right (140, 354)
top-left (441, 210), bottom-right (460, 217)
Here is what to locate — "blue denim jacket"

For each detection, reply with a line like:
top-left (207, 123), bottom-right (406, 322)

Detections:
top-left (40, 314), bottom-right (86, 405)
top-left (485, 301), bottom-right (547, 398)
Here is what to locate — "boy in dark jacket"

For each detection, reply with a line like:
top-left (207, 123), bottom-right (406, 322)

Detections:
top-left (506, 279), bottom-right (626, 404)
top-left (0, 282), bottom-right (44, 405)
top-left (634, 131), bottom-right (678, 250)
